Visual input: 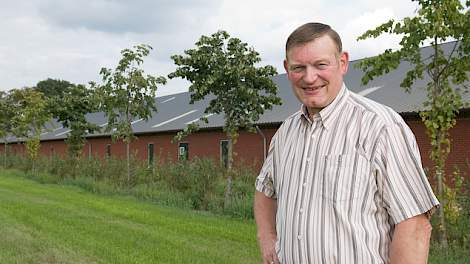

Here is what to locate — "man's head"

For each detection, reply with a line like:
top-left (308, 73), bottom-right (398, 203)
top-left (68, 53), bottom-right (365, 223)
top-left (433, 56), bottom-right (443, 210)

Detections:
top-left (284, 22), bottom-right (349, 117)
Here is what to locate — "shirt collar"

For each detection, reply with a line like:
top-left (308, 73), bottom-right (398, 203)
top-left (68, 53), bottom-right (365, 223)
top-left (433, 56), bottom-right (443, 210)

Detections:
top-left (299, 84), bottom-right (350, 130)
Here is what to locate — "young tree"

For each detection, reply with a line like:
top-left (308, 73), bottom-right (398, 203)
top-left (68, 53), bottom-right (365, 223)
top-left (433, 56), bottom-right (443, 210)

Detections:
top-left (356, 0), bottom-right (469, 247)
top-left (49, 84), bottom-right (100, 161)
top-left (9, 88), bottom-right (51, 174)
top-left (0, 91), bottom-right (16, 167)
top-left (35, 78), bottom-right (74, 98)
top-left (169, 30), bottom-right (281, 208)
top-left (93, 44), bottom-right (166, 183)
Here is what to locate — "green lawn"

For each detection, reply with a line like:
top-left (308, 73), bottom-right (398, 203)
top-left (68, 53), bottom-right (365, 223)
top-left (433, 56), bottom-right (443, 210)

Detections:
top-left (1, 169), bottom-right (467, 264)
top-left (0, 170), bottom-right (260, 264)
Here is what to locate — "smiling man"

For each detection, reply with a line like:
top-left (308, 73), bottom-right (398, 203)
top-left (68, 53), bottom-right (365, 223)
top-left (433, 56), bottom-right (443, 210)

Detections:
top-left (254, 22), bottom-right (439, 264)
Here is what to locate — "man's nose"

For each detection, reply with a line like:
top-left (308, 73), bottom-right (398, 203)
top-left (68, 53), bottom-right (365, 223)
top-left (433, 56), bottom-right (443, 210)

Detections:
top-left (303, 66), bottom-right (318, 83)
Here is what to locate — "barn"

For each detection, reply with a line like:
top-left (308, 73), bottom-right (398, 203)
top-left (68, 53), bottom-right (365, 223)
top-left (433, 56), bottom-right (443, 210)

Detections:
top-left (2, 42), bottom-right (470, 180)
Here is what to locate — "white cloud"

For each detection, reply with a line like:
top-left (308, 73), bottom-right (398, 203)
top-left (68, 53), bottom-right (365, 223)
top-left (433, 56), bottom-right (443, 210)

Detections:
top-left (339, 8), bottom-right (401, 60)
top-left (0, 0), bottom-right (424, 94)
top-left (37, 0), bottom-right (220, 34)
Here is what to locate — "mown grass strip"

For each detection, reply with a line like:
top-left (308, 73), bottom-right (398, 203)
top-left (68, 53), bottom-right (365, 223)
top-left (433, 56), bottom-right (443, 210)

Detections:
top-left (0, 169), bottom-right (260, 264)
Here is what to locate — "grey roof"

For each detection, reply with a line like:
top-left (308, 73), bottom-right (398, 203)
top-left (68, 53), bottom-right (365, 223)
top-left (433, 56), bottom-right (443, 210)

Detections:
top-left (6, 41), bottom-right (470, 143)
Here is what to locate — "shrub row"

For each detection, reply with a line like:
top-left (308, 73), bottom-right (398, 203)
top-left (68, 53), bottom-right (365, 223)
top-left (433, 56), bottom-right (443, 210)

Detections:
top-left (1, 154), bottom-right (257, 219)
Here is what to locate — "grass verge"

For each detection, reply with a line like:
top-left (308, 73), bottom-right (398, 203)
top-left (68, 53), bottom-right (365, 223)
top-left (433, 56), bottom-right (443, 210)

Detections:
top-left (0, 169), bottom-right (260, 264)
top-left (1, 168), bottom-right (469, 263)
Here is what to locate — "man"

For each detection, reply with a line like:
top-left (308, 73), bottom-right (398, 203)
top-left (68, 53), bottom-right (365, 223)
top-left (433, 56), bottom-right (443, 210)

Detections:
top-left (254, 22), bottom-right (439, 264)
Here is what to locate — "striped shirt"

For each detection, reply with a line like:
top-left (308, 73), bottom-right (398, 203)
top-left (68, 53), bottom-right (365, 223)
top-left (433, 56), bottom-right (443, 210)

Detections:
top-left (255, 84), bottom-right (439, 264)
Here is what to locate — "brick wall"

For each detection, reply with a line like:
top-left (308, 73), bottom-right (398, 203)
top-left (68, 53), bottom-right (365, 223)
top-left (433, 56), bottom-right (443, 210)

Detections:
top-left (407, 117), bottom-right (470, 183)
top-left (1, 119), bottom-right (468, 181)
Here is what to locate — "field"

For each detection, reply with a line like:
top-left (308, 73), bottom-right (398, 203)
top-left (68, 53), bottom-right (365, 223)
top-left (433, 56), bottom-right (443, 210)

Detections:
top-left (0, 169), bottom-right (260, 264)
top-left (1, 168), bottom-right (468, 263)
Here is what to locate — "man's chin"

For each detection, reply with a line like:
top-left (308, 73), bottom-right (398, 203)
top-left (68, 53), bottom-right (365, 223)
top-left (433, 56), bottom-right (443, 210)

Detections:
top-left (304, 100), bottom-right (329, 110)
top-left (303, 100), bottom-right (325, 109)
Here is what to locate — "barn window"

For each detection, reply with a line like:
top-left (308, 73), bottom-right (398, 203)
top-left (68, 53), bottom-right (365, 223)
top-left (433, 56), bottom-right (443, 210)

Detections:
top-left (148, 143), bottom-right (155, 166)
top-left (220, 140), bottom-right (229, 169)
top-left (106, 144), bottom-right (111, 158)
top-left (88, 144), bottom-right (92, 158)
top-left (178, 143), bottom-right (188, 161)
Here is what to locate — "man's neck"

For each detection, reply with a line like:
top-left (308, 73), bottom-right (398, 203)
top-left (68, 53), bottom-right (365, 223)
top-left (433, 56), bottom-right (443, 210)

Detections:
top-left (305, 107), bottom-right (321, 121)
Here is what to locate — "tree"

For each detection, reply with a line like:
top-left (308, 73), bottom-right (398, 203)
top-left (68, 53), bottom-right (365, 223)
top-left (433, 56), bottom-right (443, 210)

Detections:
top-left (9, 88), bottom-right (51, 174)
top-left (49, 84), bottom-right (100, 161)
top-left (0, 91), bottom-right (16, 167)
top-left (356, 0), bottom-right (469, 247)
top-left (35, 78), bottom-right (98, 161)
top-left (169, 30), bottom-right (281, 208)
top-left (35, 78), bottom-right (74, 98)
top-left (92, 44), bottom-right (166, 183)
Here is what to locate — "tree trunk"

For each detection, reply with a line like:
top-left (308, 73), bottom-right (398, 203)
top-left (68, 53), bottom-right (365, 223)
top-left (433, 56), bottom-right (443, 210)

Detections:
top-left (126, 141), bottom-right (131, 184)
top-left (3, 141), bottom-right (7, 168)
top-left (224, 138), bottom-right (233, 210)
top-left (435, 130), bottom-right (448, 248)
top-left (436, 168), bottom-right (448, 248)
top-left (430, 45), bottom-right (448, 247)
top-left (31, 159), bottom-right (36, 176)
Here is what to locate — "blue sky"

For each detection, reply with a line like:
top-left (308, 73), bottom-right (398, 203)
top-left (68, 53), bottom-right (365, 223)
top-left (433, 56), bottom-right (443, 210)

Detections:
top-left (0, 0), bottom-right (418, 96)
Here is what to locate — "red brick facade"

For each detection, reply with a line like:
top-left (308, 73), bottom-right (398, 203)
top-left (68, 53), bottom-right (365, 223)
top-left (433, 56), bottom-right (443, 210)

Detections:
top-left (407, 117), bottom-right (470, 183)
top-left (1, 127), bottom-right (277, 170)
top-left (2, 118), bottom-right (469, 181)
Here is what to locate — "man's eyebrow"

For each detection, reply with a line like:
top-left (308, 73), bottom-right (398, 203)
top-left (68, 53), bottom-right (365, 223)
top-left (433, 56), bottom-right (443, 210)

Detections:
top-left (288, 63), bottom-right (304, 69)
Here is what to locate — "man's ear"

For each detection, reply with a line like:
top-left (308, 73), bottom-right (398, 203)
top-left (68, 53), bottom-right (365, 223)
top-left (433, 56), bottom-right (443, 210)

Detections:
top-left (340, 51), bottom-right (349, 74)
top-left (283, 59), bottom-right (289, 74)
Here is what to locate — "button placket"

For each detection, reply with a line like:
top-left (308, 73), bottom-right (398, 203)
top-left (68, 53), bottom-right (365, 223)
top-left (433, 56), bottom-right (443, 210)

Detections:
top-left (296, 124), bottom-right (313, 253)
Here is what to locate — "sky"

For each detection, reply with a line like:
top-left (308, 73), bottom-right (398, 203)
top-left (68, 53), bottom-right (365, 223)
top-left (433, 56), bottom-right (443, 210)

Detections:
top-left (0, 0), bottom-right (419, 96)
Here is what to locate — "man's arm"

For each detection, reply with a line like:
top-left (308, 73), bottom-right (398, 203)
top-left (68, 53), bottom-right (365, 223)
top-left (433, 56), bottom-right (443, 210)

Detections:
top-left (254, 191), bottom-right (280, 264)
top-left (390, 213), bottom-right (432, 264)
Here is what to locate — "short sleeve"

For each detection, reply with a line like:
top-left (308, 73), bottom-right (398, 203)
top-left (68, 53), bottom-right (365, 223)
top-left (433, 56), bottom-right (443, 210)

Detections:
top-left (373, 121), bottom-right (439, 224)
top-left (255, 133), bottom-right (277, 199)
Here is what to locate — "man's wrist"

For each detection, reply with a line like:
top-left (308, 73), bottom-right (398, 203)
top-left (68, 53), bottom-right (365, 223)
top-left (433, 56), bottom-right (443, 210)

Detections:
top-left (257, 231), bottom-right (277, 240)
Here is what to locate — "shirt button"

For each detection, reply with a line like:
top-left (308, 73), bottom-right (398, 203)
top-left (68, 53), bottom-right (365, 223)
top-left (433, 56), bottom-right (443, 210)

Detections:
top-left (297, 235), bottom-right (302, 240)
top-left (300, 208), bottom-right (304, 213)
top-left (303, 182), bottom-right (307, 187)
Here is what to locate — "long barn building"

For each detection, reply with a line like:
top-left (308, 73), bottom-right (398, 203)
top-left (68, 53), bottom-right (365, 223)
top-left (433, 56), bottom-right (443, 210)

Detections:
top-left (2, 42), bottom-right (470, 180)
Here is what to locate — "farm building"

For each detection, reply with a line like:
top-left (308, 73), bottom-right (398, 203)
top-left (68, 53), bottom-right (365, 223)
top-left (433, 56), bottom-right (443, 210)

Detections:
top-left (2, 41), bottom-right (470, 180)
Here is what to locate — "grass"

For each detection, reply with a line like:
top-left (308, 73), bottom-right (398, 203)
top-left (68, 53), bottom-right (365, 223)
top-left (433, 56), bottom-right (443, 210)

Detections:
top-left (1, 168), bottom-right (468, 263)
top-left (3, 154), bottom-right (256, 219)
top-left (429, 245), bottom-right (470, 264)
top-left (0, 169), bottom-right (260, 264)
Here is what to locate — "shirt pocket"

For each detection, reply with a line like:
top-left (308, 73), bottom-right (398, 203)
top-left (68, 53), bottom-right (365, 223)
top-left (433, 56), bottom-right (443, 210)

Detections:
top-left (321, 152), bottom-right (370, 203)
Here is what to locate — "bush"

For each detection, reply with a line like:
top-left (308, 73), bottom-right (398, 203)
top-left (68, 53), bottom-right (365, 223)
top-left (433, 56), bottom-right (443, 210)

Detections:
top-left (1, 153), bottom-right (258, 219)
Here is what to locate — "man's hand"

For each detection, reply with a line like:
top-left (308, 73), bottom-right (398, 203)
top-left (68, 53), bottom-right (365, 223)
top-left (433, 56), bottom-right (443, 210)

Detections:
top-left (258, 232), bottom-right (280, 264)
top-left (254, 191), bottom-right (280, 264)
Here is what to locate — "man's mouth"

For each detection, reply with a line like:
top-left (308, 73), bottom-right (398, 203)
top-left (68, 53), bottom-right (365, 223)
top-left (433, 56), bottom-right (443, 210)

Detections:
top-left (302, 84), bottom-right (326, 92)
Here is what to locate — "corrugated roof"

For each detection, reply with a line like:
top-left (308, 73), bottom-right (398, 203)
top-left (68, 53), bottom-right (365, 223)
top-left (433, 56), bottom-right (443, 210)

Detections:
top-left (6, 41), bottom-right (470, 142)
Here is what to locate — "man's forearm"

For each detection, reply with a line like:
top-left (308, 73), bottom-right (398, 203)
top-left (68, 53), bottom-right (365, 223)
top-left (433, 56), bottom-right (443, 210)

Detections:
top-left (254, 191), bottom-right (280, 264)
top-left (390, 214), bottom-right (432, 264)
top-left (254, 191), bottom-right (277, 237)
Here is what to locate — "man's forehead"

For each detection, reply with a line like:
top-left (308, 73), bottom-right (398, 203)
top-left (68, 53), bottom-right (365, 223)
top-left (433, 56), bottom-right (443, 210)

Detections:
top-left (286, 46), bottom-right (339, 63)
top-left (285, 35), bottom-right (340, 59)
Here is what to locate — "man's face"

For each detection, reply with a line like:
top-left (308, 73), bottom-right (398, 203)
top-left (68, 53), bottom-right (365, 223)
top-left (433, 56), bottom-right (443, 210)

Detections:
top-left (284, 35), bottom-right (349, 116)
